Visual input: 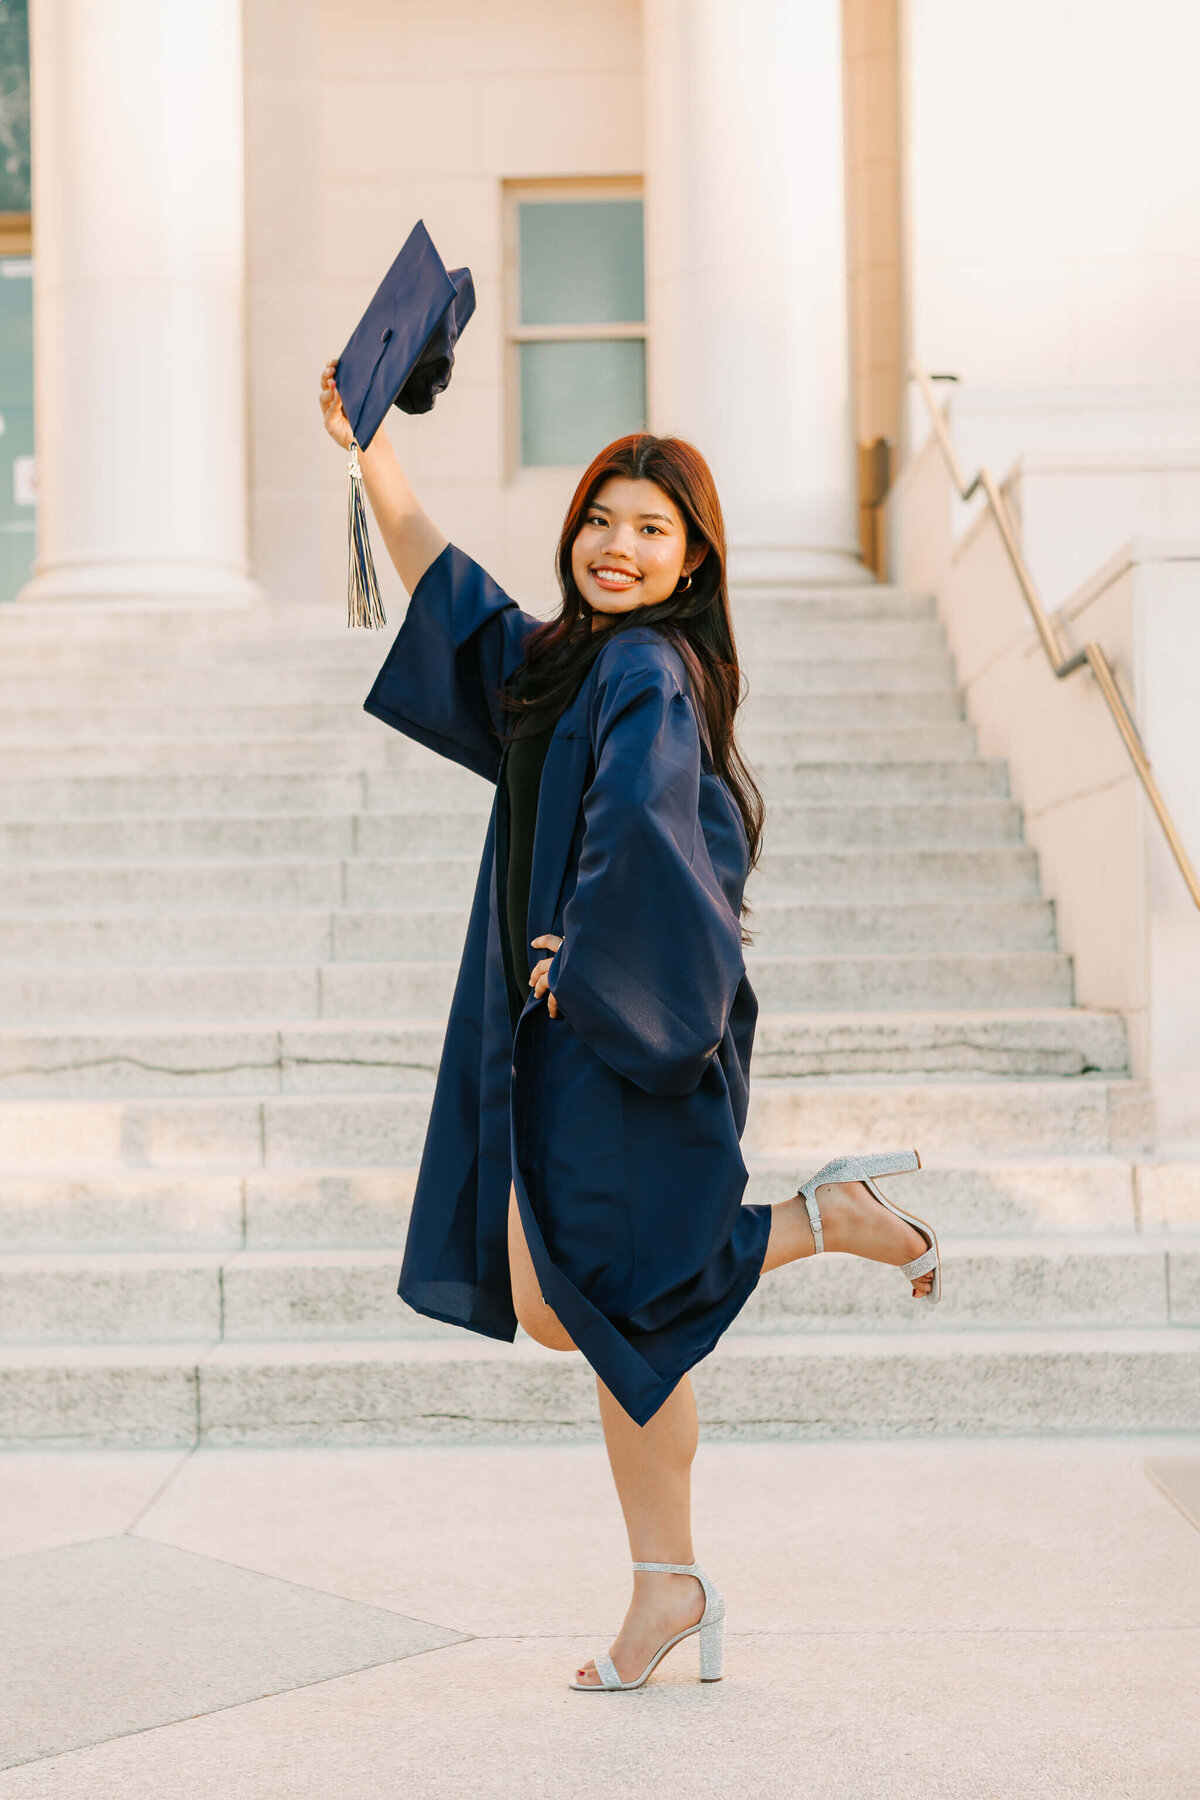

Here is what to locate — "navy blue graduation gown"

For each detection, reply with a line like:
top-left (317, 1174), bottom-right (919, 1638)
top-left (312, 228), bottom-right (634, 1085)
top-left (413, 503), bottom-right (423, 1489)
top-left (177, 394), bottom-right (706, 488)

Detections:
top-left (363, 543), bottom-right (772, 1426)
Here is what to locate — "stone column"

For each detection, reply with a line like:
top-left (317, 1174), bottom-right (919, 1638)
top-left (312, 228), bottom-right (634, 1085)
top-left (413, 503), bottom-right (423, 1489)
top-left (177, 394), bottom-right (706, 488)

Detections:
top-left (20, 0), bottom-right (261, 608)
top-left (642, 0), bottom-right (859, 581)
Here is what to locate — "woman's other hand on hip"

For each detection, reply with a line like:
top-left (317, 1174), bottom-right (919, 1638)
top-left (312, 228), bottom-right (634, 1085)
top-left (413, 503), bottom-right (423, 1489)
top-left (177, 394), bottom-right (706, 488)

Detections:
top-left (530, 934), bottom-right (564, 1018)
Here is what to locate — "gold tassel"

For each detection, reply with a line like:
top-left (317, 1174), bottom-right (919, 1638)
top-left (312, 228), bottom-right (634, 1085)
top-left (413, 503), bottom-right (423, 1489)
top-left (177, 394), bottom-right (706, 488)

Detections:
top-left (346, 438), bottom-right (387, 630)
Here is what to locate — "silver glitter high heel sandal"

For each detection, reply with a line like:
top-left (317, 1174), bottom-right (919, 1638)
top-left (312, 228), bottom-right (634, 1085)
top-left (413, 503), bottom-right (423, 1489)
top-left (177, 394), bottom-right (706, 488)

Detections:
top-left (569, 1560), bottom-right (725, 1691)
top-left (795, 1149), bottom-right (941, 1303)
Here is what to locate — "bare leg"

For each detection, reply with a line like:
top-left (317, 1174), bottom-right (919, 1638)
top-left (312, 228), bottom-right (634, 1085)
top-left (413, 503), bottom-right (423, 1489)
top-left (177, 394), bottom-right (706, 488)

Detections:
top-left (761, 1181), bottom-right (935, 1296)
top-left (573, 1373), bottom-right (707, 1687)
top-left (507, 1182), bottom-right (577, 1350)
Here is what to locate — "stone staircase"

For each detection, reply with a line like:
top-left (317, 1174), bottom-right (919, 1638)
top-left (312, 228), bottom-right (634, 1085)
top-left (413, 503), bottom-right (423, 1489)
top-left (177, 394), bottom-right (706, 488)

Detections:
top-left (1, 582), bottom-right (1198, 1446)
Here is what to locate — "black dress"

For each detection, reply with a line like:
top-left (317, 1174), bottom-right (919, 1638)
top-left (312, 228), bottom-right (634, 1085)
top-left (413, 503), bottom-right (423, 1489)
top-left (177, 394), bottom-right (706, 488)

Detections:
top-left (497, 677), bottom-right (586, 1032)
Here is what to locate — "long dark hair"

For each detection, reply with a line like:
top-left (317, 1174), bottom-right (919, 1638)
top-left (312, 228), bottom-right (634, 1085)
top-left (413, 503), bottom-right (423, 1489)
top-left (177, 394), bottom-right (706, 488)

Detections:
top-left (503, 433), bottom-right (765, 892)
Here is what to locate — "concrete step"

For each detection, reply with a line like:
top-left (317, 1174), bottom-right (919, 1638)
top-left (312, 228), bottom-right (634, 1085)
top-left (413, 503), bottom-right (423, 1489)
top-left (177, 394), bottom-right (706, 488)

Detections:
top-left (1, 856), bottom-right (355, 912)
top-left (726, 590), bottom-right (935, 626)
top-left (0, 895), bottom-right (1056, 969)
top-left (749, 846), bottom-right (1041, 900)
top-left (0, 948), bottom-right (1071, 1024)
top-left (742, 723), bottom-right (977, 763)
top-left (742, 1076), bottom-right (1150, 1157)
top-left (0, 905), bottom-right (474, 968)
top-left (0, 653), bottom-right (958, 710)
top-left (3, 1326), bottom-right (1197, 1445)
top-left (738, 654), bottom-right (955, 695)
top-left (739, 618), bottom-right (948, 656)
top-left (1, 1153), bottom-right (1169, 1252)
top-left (0, 687), bottom-right (969, 741)
top-left (0, 766), bottom-right (489, 820)
top-left (0, 797), bottom-right (1025, 867)
top-left (754, 761), bottom-right (1008, 803)
top-left (0, 610), bottom-right (948, 668)
top-left (4, 1236), bottom-right (1196, 1346)
top-left (749, 898), bottom-right (1055, 953)
top-left (743, 690), bottom-right (967, 727)
top-left (0, 616), bottom-right (951, 676)
top-left (742, 950), bottom-right (1071, 1009)
top-left (0, 586), bottom-right (933, 644)
top-left (755, 799), bottom-right (1025, 850)
top-left (0, 602), bottom-right (367, 645)
top-left (0, 735), bottom-right (389, 779)
top-left (0, 655), bottom-right (957, 709)
top-left (0, 701), bottom-right (369, 741)
top-left (0, 759), bottom-right (1012, 819)
top-left (0, 845), bottom-right (1041, 913)
top-left (0, 721), bottom-right (983, 774)
top-left (0, 810), bottom-right (486, 863)
top-left (0, 1077), bottom-right (1150, 1174)
top-left (0, 1009), bottom-right (1128, 1099)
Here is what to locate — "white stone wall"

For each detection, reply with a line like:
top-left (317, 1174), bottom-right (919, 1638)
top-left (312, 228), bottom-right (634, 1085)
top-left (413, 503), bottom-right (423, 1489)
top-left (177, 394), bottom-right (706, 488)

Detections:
top-left (906, 0), bottom-right (1200, 395)
top-left (244, 0), bottom-right (643, 615)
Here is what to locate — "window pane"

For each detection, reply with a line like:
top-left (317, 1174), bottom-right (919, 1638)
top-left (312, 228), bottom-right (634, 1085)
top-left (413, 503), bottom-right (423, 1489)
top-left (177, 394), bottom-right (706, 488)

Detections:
top-left (518, 200), bottom-right (644, 326)
top-left (519, 339), bottom-right (646, 467)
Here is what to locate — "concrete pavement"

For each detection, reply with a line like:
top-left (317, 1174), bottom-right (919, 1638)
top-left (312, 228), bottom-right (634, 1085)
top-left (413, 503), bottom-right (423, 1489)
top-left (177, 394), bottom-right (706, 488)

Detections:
top-left (1, 1436), bottom-right (1197, 1797)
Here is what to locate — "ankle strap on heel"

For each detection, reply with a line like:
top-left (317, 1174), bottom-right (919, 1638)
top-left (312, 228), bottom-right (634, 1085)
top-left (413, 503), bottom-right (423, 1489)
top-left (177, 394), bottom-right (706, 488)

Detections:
top-left (796, 1182), bottom-right (824, 1255)
top-left (632, 1560), bottom-right (699, 1575)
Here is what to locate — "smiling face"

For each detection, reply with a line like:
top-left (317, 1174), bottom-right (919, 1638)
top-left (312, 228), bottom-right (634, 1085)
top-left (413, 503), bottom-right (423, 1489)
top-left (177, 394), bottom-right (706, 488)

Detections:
top-left (570, 476), bottom-right (707, 627)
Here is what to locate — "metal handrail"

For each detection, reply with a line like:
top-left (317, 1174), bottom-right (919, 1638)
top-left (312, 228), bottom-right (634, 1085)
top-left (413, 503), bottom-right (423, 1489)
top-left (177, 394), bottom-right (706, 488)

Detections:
top-left (910, 359), bottom-right (1200, 909)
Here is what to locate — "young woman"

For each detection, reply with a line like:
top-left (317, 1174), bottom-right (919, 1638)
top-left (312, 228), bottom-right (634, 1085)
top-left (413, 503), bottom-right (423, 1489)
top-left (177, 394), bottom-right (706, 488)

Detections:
top-left (319, 362), bottom-right (941, 1693)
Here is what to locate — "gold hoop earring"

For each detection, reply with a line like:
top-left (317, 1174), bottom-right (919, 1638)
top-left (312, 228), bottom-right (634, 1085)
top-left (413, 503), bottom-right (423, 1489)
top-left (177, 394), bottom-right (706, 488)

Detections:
top-left (677, 572), bottom-right (693, 593)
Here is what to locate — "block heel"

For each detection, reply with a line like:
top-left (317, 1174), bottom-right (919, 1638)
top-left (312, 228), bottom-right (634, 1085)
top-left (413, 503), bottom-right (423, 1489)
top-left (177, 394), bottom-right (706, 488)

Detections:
top-left (699, 1611), bottom-right (724, 1680)
top-left (570, 1559), bottom-right (725, 1691)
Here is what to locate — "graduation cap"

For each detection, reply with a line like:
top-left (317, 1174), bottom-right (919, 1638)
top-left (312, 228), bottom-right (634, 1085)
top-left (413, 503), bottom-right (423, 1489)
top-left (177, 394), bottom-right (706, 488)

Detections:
top-left (336, 219), bottom-right (475, 627)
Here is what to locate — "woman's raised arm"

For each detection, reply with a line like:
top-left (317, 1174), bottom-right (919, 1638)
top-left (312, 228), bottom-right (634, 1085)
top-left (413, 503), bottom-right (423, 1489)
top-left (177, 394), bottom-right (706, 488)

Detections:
top-left (319, 359), bottom-right (447, 594)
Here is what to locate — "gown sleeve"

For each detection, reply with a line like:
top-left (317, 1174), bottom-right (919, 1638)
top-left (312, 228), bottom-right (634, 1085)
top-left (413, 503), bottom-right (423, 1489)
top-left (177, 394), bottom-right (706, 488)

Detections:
top-left (362, 542), bottom-right (541, 782)
top-left (545, 636), bottom-right (747, 1098)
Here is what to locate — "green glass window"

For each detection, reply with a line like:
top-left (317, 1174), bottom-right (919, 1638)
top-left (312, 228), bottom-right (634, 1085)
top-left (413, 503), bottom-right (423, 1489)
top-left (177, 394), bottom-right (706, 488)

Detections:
top-left (518, 200), bottom-right (645, 327)
top-left (519, 340), bottom-right (646, 468)
top-left (513, 193), bottom-right (646, 468)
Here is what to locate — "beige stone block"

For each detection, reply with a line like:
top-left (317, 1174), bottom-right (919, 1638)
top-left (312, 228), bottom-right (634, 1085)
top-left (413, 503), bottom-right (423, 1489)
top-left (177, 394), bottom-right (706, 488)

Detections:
top-left (1025, 778), bottom-right (1144, 1021)
top-left (459, 0), bottom-right (642, 77)
top-left (408, 482), bottom-right (504, 576)
top-left (965, 628), bottom-right (1135, 812)
top-left (319, 78), bottom-right (484, 183)
top-left (250, 489), bottom-right (324, 610)
top-left (248, 284), bottom-right (323, 495)
top-left (1137, 1160), bottom-right (1200, 1232)
top-left (1074, 256), bottom-right (1200, 385)
top-left (319, 178), bottom-right (502, 286)
top-left (244, 0), bottom-right (318, 79)
top-left (911, 49), bottom-right (1065, 153)
top-left (939, 522), bottom-right (1032, 692)
top-left (400, 381), bottom-right (504, 487)
top-left (913, 255), bottom-right (1073, 386)
top-left (244, 78), bottom-right (320, 284)
top-left (313, 0), bottom-right (405, 74)
top-left (473, 72), bottom-right (643, 176)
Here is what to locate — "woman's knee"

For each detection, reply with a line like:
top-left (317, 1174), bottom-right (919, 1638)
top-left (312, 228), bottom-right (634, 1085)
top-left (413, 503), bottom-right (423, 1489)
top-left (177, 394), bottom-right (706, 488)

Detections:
top-left (513, 1293), bottom-right (577, 1352)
